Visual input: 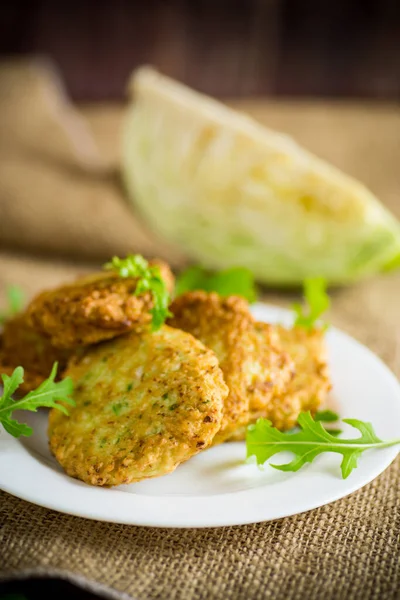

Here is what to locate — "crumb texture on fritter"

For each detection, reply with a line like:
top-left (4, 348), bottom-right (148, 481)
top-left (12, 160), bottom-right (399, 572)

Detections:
top-left (269, 325), bottom-right (331, 430)
top-left (245, 322), bottom-right (295, 419)
top-left (230, 324), bottom-right (331, 439)
top-left (168, 291), bottom-right (290, 444)
top-left (0, 314), bottom-right (72, 392)
top-left (48, 325), bottom-right (227, 486)
top-left (0, 357), bottom-right (45, 394)
top-left (26, 260), bottom-right (175, 349)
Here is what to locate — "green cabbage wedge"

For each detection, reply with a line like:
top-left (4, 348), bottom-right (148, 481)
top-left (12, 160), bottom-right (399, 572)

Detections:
top-left (122, 68), bottom-right (400, 286)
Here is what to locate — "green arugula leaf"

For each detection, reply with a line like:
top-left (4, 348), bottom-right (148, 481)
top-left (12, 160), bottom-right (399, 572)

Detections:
top-left (2, 415), bottom-right (32, 437)
top-left (324, 428), bottom-right (343, 437)
top-left (104, 254), bottom-right (172, 331)
top-left (176, 266), bottom-right (257, 303)
top-left (175, 266), bottom-right (205, 296)
top-left (246, 412), bottom-right (400, 479)
top-left (288, 409), bottom-right (342, 436)
top-left (1, 366), bottom-right (24, 400)
top-left (0, 363), bottom-right (74, 438)
top-left (0, 285), bottom-right (25, 324)
top-left (314, 409), bottom-right (340, 423)
top-left (292, 278), bottom-right (330, 330)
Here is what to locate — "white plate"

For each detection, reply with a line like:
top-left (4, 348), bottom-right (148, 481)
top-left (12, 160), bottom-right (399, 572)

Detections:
top-left (1, 303), bottom-right (399, 528)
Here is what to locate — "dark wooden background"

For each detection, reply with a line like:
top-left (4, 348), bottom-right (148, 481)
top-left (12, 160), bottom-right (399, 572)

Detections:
top-left (0, 0), bottom-right (399, 101)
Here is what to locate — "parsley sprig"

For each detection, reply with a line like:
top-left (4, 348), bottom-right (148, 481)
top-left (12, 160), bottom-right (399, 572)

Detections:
top-left (175, 266), bottom-right (257, 303)
top-left (292, 277), bottom-right (330, 330)
top-left (104, 254), bottom-right (172, 331)
top-left (0, 363), bottom-right (74, 438)
top-left (0, 285), bottom-right (25, 324)
top-left (246, 412), bottom-right (400, 479)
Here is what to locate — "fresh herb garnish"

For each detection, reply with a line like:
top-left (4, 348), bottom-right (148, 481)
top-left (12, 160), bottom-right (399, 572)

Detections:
top-left (246, 411), bottom-right (400, 479)
top-left (292, 278), bottom-right (330, 330)
top-left (176, 266), bottom-right (257, 303)
top-left (0, 285), bottom-right (25, 324)
top-left (290, 410), bottom-right (342, 435)
top-left (314, 409), bottom-right (340, 423)
top-left (104, 254), bottom-right (172, 331)
top-left (0, 363), bottom-right (74, 438)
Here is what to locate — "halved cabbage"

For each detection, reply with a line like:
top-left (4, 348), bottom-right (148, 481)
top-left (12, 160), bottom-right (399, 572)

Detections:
top-left (122, 67), bottom-right (400, 285)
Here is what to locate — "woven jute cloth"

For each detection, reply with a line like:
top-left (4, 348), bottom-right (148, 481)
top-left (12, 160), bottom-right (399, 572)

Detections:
top-left (0, 59), bottom-right (400, 600)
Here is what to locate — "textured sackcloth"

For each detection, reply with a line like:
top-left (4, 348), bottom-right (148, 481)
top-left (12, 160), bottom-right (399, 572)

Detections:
top-left (0, 58), bottom-right (186, 267)
top-left (1, 59), bottom-right (400, 600)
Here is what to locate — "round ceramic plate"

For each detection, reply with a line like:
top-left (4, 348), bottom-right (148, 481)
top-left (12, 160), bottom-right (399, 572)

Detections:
top-left (1, 303), bottom-right (399, 528)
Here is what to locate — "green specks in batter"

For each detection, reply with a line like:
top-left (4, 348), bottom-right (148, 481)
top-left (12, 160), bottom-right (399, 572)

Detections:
top-left (112, 401), bottom-right (128, 416)
top-left (147, 425), bottom-right (164, 436)
top-left (161, 393), bottom-right (180, 411)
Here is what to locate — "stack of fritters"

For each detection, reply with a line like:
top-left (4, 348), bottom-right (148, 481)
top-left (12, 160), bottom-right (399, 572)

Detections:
top-left (0, 260), bottom-right (175, 389)
top-left (168, 291), bottom-right (331, 439)
top-left (0, 261), bottom-right (230, 486)
top-left (26, 261), bottom-right (175, 349)
top-left (168, 292), bottom-right (295, 443)
top-left (0, 258), bottom-right (331, 487)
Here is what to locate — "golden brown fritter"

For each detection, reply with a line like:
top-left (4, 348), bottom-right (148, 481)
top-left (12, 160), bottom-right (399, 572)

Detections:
top-left (49, 325), bottom-right (227, 486)
top-left (26, 260), bottom-right (175, 349)
top-left (230, 324), bottom-right (331, 437)
top-left (0, 360), bottom-right (45, 395)
top-left (0, 314), bottom-right (72, 393)
top-left (0, 330), bottom-right (46, 394)
top-left (268, 325), bottom-right (331, 430)
top-left (168, 291), bottom-right (291, 444)
top-left (2, 313), bottom-right (72, 375)
top-left (168, 292), bottom-right (253, 443)
top-left (244, 322), bottom-right (295, 424)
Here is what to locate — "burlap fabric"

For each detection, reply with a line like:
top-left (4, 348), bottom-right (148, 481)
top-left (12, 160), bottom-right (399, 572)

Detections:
top-left (0, 59), bottom-right (399, 600)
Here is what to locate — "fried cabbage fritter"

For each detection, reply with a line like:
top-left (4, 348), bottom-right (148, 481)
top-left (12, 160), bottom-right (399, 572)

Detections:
top-left (168, 292), bottom-right (292, 443)
top-left (268, 325), bottom-right (331, 430)
top-left (244, 322), bottom-right (295, 423)
top-left (230, 324), bottom-right (331, 438)
top-left (0, 314), bottom-right (72, 392)
top-left (49, 325), bottom-right (227, 486)
top-left (26, 260), bottom-right (174, 349)
top-left (0, 341), bottom-right (46, 394)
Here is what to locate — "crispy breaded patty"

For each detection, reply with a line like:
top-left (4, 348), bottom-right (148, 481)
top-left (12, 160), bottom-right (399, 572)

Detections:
top-left (0, 314), bottom-right (72, 393)
top-left (168, 292), bottom-right (291, 444)
top-left (0, 336), bottom-right (46, 394)
top-left (168, 292), bottom-right (253, 443)
top-left (244, 322), bottom-right (295, 422)
top-left (1, 313), bottom-right (71, 377)
top-left (268, 325), bottom-right (331, 429)
top-left (26, 260), bottom-right (174, 349)
top-left (230, 324), bottom-right (331, 437)
top-left (48, 325), bottom-right (227, 486)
